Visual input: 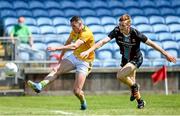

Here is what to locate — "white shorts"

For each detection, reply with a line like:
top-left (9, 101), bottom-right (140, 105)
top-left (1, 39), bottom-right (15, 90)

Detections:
top-left (65, 54), bottom-right (92, 76)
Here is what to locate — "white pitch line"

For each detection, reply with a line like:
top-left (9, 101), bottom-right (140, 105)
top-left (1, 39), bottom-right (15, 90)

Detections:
top-left (51, 110), bottom-right (73, 115)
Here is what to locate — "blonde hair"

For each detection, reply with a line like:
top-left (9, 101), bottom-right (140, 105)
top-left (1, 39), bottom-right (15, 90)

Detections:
top-left (119, 14), bottom-right (131, 25)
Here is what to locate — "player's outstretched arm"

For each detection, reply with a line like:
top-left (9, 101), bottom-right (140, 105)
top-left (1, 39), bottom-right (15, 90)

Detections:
top-left (81, 37), bottom-right (111, 58)
top-left (47, 38), bottom-right (84, 51)
top-left (145, 39), bottom-right (176, 63)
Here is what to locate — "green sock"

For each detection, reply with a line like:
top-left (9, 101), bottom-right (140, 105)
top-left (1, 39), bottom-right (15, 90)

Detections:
top-left (81, 98), bottom-right (86, 104)
top-left (40, 80), bottom-right (49, 88)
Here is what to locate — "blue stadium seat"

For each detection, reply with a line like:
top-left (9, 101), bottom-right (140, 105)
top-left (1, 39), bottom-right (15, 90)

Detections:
top-left (136, 24), bottom-right (153, 33)
top-left (174, 33), bottom-right (180, 42)
top-left (48, 9), bottom-right (65, 18)
top-left (165, 16), bottom-right (180, 24)
top-left (40, 26), bottom-right (56, 35)
top-left (1, 9), bottom-right (16, 18)
top-left (80, 8), bottom-right (96, 17)
top-left (13, 1), bottom-right (29, 9)
top-left (16, 9), bottom-right (33, 17)
top-left (144, 8), bottom-right (160, 16)
top-left (107, 1), bottom-right (124, 9)
top-left (162, 41), bottom-right (179, 51)
top-left (128, 8), bottom-right (144, 17)
top-left (91, 0), bottom-right (108, 9)
top-left (133, 16), bottom-right (149, 25)
top-left (143, 32), bottom-right (158, 41)
top-left (112, 42), bottom-right (120, 52)
top-left (141, 50), bottom-right (146, 58)
top-left (96, 50), bottom-right (113, 60)
top-left (140, 43), bottom-right (147, 55)
top-left (124, 1), bottom-right (139, 8)
top-left (93, 59), bottom-right (102, 67)
top-left (53, 17), bottom-right (69, 26)
top-left (155, 0), bottom-right (171, 8)
top-left (89, 25), bottom-right (105, 34)
top-left (44, 1), bottom-right (60, 9)
top-left (102, 59), bottom-right (118, 67)
top-left (33, 43), bottom-right (47, 51)
top-left (171, 0), bottom-right (180, 8)
top-left (152, 59), bottom-right (166, 67)
top-left (168, 24), bottom-right (180, 34)
top-left (141, 58), bottom-right (151, 67)
top-left (5, 25), bottom-right (14, 35)
top-left (96, 8), bottom-right (112, 17)
top-left (29, 1), bottom-right (45, 9)
top-left (0, 1), bottom-right (13, 9)
top-left (37, 17), bottom-right (53, 26)
top-left (94, 33), bottom-right (107, 42)
top-left (45, 35), bottom-right (60, 44)
top-left (31, 51), bottom-right (46, 60)
top-left (112, 8), bottom-right (127, 17)
top-left (101, 16), bottom-right (117, 25)
top-left (32, 9), bottom-right (49, 18)
top-left (56, 25), bottom-right (71, 34)
top-left (76, 1), bottom-right (92, 9)
top-left (160, 8), bottom-right (176, 16)
top-left (64, 9), bottom-right (79, 18)
top-left (33, 35), bottom-right (45, 43)
top-left (47, 42), bottom-right (63, 48)
top-left (152, 24), bottom-right (169, 33)
top-left (60, 1), bottom-right (77, 9)
top-left (97, 43), bottom-right (113, 52)
top-left (85, 17), bottom-right (101, 26)
top-left (158, 33), bottom-right (173, 42)
top-left (149, 16), bottom-right (165, 25)
top-left (104, 25), bottom-right (116, 34)
top-left (3, 17), bottom-right (17, 27)
top-left (176, 8), bottom-right (180, 16)
top-left (140, 0), bottom-right (156, 8)
top-left (28, 25), bottom-right (40, 34)
top-left (18, 52), bottom-right (30, 61)
top-left (147, 49), bottom-right (162, 59)
top-left (25, 17), bottom-right (37, 26)
top-left (114, 50), bottom-right (122, 60)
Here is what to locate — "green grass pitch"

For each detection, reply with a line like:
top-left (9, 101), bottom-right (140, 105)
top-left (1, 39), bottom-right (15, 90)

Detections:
top-left (0, 94), bottom-right (180, 115)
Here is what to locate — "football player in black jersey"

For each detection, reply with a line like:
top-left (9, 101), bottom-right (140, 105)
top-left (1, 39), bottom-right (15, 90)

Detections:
top-left (80, 14), bottom-right (176, 109)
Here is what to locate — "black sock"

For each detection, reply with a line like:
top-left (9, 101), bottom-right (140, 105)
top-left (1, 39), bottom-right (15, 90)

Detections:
top-left (137, 98), bottom-right (143, 103)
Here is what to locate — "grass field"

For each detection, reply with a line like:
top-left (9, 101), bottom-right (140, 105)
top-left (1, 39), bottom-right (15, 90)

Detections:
top-left (0, 94), bottom-right (180, 115)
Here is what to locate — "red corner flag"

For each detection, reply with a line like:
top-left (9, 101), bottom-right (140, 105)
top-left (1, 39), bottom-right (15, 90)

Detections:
top-left (151, 65), bottom-right (167, 84)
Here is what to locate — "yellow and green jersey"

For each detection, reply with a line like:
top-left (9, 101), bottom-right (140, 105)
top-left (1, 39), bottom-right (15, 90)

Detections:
top-left (70, 26), bottom-right (95, 62)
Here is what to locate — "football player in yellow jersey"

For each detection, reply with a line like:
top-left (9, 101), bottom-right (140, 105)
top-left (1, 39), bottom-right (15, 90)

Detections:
top-left (28, 16), bottom-right (95, 110)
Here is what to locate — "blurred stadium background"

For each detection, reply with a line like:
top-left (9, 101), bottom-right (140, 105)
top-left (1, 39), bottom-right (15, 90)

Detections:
top-left (0, 0), bottom-right (179, 95)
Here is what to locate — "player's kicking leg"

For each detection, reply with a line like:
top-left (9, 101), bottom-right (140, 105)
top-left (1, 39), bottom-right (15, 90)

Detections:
top-left (28, 59), bottom-right (75, 93)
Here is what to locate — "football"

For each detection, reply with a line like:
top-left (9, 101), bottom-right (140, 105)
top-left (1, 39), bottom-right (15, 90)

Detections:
top-left (4, 62), bottom-right (18, 76)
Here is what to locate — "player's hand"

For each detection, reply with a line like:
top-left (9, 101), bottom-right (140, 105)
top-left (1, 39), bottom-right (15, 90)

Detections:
top-left (47, 47), bottom-right (56, 51)
top-left (165, 53), bottom-right (176, 63)
top-left (80, 51), bottom-right (90, 58)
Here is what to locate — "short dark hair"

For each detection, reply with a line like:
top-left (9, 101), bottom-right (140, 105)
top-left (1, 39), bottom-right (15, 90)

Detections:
top-left (70, 16), bottom-right (81, 23)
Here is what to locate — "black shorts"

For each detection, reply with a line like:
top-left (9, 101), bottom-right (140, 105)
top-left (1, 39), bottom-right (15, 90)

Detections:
top-left (121, 55), bottom-right (143, 68)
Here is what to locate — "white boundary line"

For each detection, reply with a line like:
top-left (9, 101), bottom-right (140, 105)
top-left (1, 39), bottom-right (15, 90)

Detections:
top-left (51, 110), bottom-right (73, 115)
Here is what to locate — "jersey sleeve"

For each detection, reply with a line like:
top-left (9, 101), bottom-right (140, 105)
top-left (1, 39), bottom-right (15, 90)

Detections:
top-left (108, 27), bottom-right (117, 39)
top-left (134, 28), bottom-right (148, 43)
